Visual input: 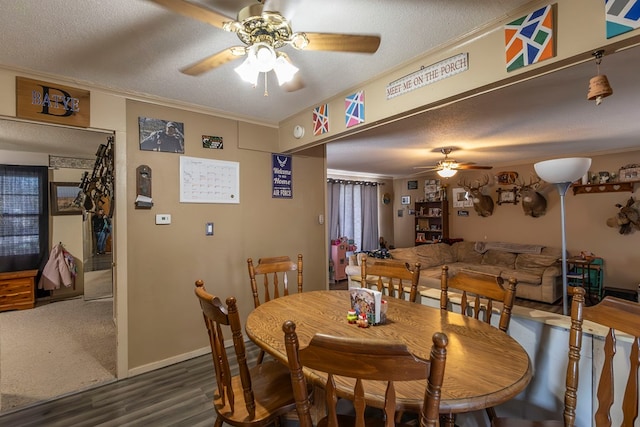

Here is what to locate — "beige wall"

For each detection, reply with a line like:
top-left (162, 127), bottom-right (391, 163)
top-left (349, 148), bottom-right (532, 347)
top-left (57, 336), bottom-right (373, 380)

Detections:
top-left (393, 150), bottom-right (640, 290)
top-left (0, 68), bottom-right (327, 376)
top-left (125, 100), bottom-right (326, 369)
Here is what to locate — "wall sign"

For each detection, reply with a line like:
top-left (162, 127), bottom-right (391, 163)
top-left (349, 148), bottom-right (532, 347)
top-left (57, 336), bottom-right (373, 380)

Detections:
top-left (16, 77), bottom-right (90, 127)
top-left (272, 154), bottom-right (292, 199)
top-left (386, 53), bottom-right (468, 99)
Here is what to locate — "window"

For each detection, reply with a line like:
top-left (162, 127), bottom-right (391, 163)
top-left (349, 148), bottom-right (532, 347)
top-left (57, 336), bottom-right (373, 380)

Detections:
top-left (0, 165), bottom-right (49, 272)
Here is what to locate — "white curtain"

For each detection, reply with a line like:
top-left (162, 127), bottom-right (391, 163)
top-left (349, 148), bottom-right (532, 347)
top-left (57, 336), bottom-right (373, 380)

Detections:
top-left (327, 179), bottom-right (379, 252)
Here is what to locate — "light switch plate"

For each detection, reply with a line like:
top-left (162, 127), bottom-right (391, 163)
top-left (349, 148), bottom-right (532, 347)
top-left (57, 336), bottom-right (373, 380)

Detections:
top-left (155, 214), bottom-right (171, 225)
top-left (206, 222), bottom-right (214, 236)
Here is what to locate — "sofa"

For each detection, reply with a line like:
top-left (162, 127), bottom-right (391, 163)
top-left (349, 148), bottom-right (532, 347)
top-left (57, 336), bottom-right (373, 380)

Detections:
top-left (346, 241), bottom-right (563, 304)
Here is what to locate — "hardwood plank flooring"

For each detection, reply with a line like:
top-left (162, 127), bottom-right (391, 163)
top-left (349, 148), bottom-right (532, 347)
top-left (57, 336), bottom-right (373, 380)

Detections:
top-left (0, 342), bottom-right (261, 427)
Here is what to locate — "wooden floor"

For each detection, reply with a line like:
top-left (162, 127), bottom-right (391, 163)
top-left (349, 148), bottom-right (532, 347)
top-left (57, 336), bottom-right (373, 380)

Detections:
top-left (0, 343), bottom-right (261, 427)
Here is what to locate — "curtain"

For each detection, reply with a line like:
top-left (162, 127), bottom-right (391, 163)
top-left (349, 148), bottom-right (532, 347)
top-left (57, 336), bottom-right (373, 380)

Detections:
top-left (327, 179), bottom-right (379, 252)
top-left (0, 165), bottom-right (49, 272)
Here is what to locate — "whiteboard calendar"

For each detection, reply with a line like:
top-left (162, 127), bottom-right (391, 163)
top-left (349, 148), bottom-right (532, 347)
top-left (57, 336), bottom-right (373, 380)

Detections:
top-left (180, 156), bottom-right (240, 204)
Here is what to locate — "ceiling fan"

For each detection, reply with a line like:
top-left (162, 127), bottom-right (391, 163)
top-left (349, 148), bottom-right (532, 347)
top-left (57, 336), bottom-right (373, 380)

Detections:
top-left (414, 148), bottom-right (493, 177)
top-left (149, 0), bottom-right (381, 92)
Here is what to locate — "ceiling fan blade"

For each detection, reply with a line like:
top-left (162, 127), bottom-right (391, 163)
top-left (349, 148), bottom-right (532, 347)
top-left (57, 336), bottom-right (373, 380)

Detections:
top-left (302, 33), bottom-right (381, 53)
top-left (148, 0), bottom-right (234, 29)
top-left (456, 165), bottom-right (493, 170)
top-left (281, 73), bottom-right (305, 92)
top-left (413, 166), bottom-right (438, 170)
top-left (180, 47), bottom-right (245, 76)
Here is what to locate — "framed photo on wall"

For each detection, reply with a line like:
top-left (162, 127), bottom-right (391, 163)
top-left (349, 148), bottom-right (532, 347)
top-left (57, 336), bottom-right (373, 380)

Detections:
top-left (50, 182), bottom-right (82, 216)
top-left (452, 187), bottom-right (473, 208)
top-left (401, 195), bottom-right (411, 205)
top-left (138, 117), bottom-right (185, 153)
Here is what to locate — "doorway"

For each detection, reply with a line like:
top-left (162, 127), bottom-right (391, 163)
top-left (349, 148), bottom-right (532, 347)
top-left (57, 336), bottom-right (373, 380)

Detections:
top-left (0, 118), bottom-right (117, 413)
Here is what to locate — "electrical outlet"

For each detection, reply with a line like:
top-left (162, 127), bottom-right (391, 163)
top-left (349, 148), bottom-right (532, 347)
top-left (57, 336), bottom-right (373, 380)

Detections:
top-left (155, 214), bottom-right (171, 225)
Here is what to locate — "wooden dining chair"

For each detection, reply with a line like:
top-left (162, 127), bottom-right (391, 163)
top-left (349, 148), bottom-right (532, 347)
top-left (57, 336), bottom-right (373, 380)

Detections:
top-left (247, 254), bottom-right (303, 363)
top-left (492, 286), bottom-right (640, 427)
top-left (440, 265), bottom-right (518, 424)
top-left (360, 255), bottom-right (421, 302)
top-left (440, 265), bottom-right (518, 332)
top-left (194, 280), bottom-right (298, 427)
top-left (282, 320), bottom-right (448, 427)
top-left (247, 254), bottom-right (303, 307)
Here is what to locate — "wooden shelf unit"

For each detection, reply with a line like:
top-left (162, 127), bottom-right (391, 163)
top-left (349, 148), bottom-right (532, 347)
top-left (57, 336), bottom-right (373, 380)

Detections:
top-left (572, 181), bottom-right (639, 195)
top-left (415, 200), bottom-right (449, 245)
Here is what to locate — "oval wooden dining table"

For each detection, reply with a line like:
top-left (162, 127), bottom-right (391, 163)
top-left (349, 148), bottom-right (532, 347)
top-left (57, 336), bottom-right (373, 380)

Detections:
top-left (245, 290), bottom-right (532, 416)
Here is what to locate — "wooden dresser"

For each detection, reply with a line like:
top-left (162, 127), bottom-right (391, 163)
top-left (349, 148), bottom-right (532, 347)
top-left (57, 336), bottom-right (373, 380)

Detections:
top-left (0, 269), bottom-right (38, 312)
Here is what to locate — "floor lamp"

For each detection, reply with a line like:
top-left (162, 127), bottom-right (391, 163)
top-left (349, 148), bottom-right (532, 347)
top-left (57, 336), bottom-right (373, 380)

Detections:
top-left (534, 157), bottom-right (592, 316)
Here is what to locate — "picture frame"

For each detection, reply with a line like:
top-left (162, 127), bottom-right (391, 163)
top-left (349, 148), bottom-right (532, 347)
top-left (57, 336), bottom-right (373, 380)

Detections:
top-left (50, 182), bottom-right (82, 216)
top-left (452, 187), bottom-right (473, 208)
top-left (428, 207), bottom-right (442, 217)
top-left (496, 187), bottom-right (519, 205)
top-left (408, 180), bottom-right (418, 190)
top-left (401, 195), bottom-right (411, 205)
top-left (138, 117), bottom-right (185, 153)
top-left (496, 171), bottom-right (519, 185)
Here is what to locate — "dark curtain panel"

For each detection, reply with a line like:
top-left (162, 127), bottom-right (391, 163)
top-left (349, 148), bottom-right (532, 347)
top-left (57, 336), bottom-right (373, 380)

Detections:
top-left (0, 165), bottom-right (49, 272)
top-left (327, 179), bottom-right (379, 252)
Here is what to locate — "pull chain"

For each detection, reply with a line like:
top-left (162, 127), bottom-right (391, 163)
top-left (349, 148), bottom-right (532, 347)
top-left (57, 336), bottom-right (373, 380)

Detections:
top-left (263, 73), bottom-right (269, 97)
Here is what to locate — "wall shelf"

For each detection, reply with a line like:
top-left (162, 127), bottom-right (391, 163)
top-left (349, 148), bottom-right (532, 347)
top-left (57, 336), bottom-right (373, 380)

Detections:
top-left (572, 181), bottom-right (638, 195)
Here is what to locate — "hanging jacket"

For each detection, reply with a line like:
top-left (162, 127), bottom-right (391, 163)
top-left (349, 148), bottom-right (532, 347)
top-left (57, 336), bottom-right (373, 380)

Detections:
top-left (38, 244), bottom-right (76, 290)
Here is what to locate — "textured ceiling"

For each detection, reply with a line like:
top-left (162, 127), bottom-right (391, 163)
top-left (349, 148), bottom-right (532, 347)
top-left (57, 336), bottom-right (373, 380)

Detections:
top-left (0, 1), bottom-right (638, 177)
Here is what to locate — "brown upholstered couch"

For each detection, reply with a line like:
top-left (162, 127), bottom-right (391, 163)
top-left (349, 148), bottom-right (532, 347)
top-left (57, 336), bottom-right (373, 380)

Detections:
top-left (346, 241), bottom-right (563, 304)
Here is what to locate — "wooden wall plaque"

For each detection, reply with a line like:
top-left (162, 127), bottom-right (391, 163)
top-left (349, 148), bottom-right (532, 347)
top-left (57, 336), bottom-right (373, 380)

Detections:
top-left (16, 77), bottom-right (90, 127)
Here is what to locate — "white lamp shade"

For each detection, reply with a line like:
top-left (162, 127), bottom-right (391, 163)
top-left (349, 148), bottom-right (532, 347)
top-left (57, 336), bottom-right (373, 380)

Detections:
top-left (437, 168), bottom-right (457, 178)
top-left (234, 57), bottom-right (259, 85)
top-left (274, 54), bottom-right (299, 85)
top-left (534, 157), bottom-right (592, 183)
top-left (253, 43), bottom-right (276, 73)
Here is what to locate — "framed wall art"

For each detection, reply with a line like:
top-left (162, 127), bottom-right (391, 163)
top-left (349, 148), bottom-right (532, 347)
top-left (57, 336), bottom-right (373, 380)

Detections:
top-left (401, 195), bottom-right (411, 205)
top-left (50, 182), bottom-right (82, 215)
top-left (138, 117), bottom-right (185, 153)
top-left (452, 187), bottom-right (473, 208)
top-left (496, 187), bottom-right (519, 205)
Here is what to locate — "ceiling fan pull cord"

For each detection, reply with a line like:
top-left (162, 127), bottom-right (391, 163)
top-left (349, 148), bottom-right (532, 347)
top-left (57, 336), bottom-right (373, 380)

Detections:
top-left (263, 73), bottom-right (269, 97)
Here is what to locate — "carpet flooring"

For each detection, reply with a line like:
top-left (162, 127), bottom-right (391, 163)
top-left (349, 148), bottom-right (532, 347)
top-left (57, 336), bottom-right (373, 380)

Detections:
top-left (0, 297), bottom-right (116, 413)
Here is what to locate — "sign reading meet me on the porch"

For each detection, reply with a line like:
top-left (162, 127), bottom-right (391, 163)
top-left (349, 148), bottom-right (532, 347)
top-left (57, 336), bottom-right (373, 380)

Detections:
top-left (386, 53), bottom-right (468, 100)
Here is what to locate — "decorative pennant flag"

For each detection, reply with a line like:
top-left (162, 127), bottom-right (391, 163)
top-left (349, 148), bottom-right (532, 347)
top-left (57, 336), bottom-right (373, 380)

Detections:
top-left (313, 104), bottom-right (329, 136)
top-left (505, 5), bottom-right (555, 72)
top-left (345, 91), bottom-right (365, 128)
top-left (606, 0), bottom-right (640, 38)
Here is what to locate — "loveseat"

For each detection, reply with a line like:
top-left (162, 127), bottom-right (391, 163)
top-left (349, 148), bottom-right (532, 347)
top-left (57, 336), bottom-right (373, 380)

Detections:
top-left (346, 241), bottom-right (563, 304)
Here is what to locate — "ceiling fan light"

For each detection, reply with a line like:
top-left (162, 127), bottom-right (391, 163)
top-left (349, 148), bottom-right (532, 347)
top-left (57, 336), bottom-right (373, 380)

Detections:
top-left (252, 43), bottom-right (277, 72)
top-left (274, 54), bottom-right (299, 85)
top-left (437, 167), bottom-right (457, 178)
top-left (234, 57), bottom-right (259, 85)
